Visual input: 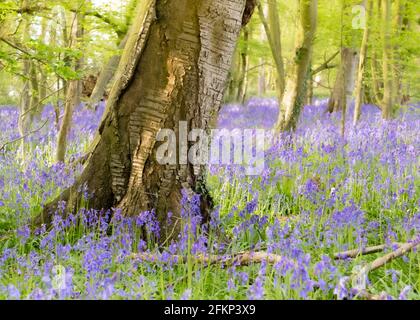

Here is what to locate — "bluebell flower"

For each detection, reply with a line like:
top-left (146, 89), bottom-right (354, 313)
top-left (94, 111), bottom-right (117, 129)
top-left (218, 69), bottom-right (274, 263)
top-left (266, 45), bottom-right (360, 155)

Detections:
top-left (399, 285), bottom-right (412, 300)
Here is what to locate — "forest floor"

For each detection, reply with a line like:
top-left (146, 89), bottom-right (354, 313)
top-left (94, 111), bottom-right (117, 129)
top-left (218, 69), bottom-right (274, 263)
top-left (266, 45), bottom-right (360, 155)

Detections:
top-left (0, 98), bottom-right (419, 300)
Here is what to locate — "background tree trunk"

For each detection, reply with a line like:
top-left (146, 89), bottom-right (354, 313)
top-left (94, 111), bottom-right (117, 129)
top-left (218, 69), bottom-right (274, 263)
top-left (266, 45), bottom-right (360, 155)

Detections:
top-left (275, 0), bottom-right (317, 132)
top-left (368, 0), bottom-right (383, 107)
top-left (56, 10), bottom-right (84, 162)
top-left (29, 61), bottom-right (40, 120)
top-left (50, 21), bottom-right (60, 129)
top-left (327, 47), bottom-right (358, 113)
top-left (60, 8), bottom-right (70, 100)
top-left (353, 0), bottom-right (373, 125)
top-left (258, 0), bottom-right (285, 108)
top-left (258, 58), bottom-right (267, 96)
top-left (39, 0), bottom-right (255, 240)
top-left (18, 4), bottom-right (32, 161)
top-left (267, 0), bottom-right (285, 100)
top-left (226, 47), bottom-right (240, 102)
top-left (88, 34), bottom-right (129, 109)
top-left (237, 27), bottom-right (249, 103)
top-left (370, 52), bottom-right (382, 105)
top-left (306, 69), bottom-right (314, 106)
top-left (39, 17), bottom-right (48, 104)
top-left (381, 0), bottom-right (393, 119)
top-left (392, 0), bottom-right (404, 106)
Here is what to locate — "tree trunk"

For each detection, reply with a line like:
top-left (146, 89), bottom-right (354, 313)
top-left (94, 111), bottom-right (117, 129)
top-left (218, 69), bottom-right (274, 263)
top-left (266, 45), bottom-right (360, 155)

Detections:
top-left (226, 47), bottom-right (240, 102)
top-left (267, 0), bottom-right (285, 101)
top-left (370, 51), bottom-right (382, 105)
top-left (327, 47), bottom-right (358, 113)
top-left (29, 61), bottom-right (40, 120)
top-left (306, 70), bottom-right (314, 106)
top-left (39, 18), bottom-right (48, 104)
top-left (49, 12), bottom-right (61, 129)
top-left (258, 58), bottom-right (267, 96)
top-left (236, 27), bottom-right (249, 103)
top-left (60, 7), bottom-right (70, 101)
top-left (353, 0), bottom-right (373, 126)
top-left (88, 34), bottom-right (129, 109)
top-left (18, 5), bottom-right (32, 161)
top-left (392, 0), bottom-right (404, 106)
top-left (275, 0), bottom-right (317, 132)
top-left (19, 62), bottom-right (31, 161)
top-left (88, 0), bottom-right (141, 109)
top-left (381, 0), bottom-right (393, 119)
top-left (258, 0), bottom-right (285, 106)
top-left (56, 10), bottom-right (84, 163)
top-left (38, 0), bottom-right (255, 238)
top-left (367, 0), bottom-right (383, 107)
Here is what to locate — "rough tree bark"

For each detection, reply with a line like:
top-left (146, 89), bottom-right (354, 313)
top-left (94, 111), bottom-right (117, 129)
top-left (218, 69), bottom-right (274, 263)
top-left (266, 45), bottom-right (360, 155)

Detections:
top-left (327, 47), bottom-right (358, 113)
top-left (353, 0), bottom-right (373, 126)
top-left (38, 0), bottom-right (256, 238)
top-left (275, 0), bottom-right (317, 132)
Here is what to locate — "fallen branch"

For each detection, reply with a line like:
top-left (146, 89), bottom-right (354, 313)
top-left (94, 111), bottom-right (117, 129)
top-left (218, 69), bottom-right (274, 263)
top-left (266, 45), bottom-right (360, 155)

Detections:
top-left (348, 237), bottom-right (419, 299)
top-left (334, 243), bottom-right (402, 260)
top-left (368, 238), bottom-right (420, 272)
top-left (355, 290), bottom-right (390, 300)
top-left (132, 251), bottom-right (289, 267)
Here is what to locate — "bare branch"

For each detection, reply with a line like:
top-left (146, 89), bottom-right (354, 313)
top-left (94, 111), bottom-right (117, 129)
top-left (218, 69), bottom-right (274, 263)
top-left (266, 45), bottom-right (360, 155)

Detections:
top-left (0, 119), bottom-right (49, 153)
top-left (2, 5), bottom-right (127, 38)
top-left (312, 50), bottom-right (340, 75)
top-left (19, 87), bottom-right (65, 119)
top-left (0, 36), bottom-right (48, 66)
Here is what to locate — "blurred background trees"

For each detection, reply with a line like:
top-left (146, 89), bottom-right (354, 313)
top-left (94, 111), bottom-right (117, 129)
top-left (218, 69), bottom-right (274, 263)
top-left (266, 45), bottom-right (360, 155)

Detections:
top-left (0, 0), bottom-right (419, 158)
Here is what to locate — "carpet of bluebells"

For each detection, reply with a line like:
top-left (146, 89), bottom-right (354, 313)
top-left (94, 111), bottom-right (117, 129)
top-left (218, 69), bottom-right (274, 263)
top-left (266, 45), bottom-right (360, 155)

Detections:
top-left (0, 98), bottom-right (419, 300)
